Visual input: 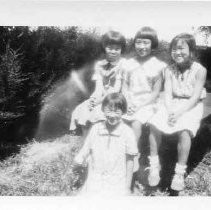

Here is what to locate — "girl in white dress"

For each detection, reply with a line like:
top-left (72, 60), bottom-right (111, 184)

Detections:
top-left (70, 31), bottom-right (126, 137)
top-left (148, 33), bottom-right (207, 191)
top-left (121, 27), bottom-right (167, 170)
top-left (74, 93), bottom-right (138, 196)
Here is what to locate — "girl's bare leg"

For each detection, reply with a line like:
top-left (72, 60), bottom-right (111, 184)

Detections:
top-left (131, 120), bottom-right (143, 143)
top-left (131, 120), bottom-right (142, 172)
top-left (177, 130), bottom-right (191, 165)
top-left (171, 130), bottom-right (191, 191)
top-left (148, 125), bottom-right (162, 186)
top-left (149, 125), bottom-right (162, 156)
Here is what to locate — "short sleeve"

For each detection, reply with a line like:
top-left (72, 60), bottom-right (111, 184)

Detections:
top-left (115, 69), bottom-right (123, 80)
top-left (146, 58), bottom-right (167, 78)
top-left (194, 62), bottom-right (207, 99)
top-left (121, 67), bottom-right (128, 83)
top-left (116, 58), bottom-right (127, 80)
top-left (124, 126), bottom-right (138, 155)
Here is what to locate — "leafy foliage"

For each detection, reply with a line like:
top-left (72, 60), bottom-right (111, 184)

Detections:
top-left (0, 26), bottom-right (102, 146)
top-left (0, 44), bottom-right (27, 125)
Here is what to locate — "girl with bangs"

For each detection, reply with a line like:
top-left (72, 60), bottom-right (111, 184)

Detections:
top-left (74, 93), bottom-right (138, 196)
top-left (70, 30), bottom-right (127, 138)
top-left (122, 27), bottom-right (167, 171)
top-left (148, 33), bottom-right (207, 191)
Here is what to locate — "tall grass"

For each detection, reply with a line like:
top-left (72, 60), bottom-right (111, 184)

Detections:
top-left (0, 135), bottom-right (211, 196)
top-left (0, 135), bottom-right (87, 196)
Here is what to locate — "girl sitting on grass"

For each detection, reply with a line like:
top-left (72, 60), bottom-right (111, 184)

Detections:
top-left (148, 33), bottom-right (207, 191)
top-left (70, 31), bottom-right (126, 138)
top-left (74, 93), bottom-right (138, 196)
top-left (122, 27), bottom-right (167, 170)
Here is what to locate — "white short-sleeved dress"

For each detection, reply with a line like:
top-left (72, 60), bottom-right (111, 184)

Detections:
top-left (122, 57), bottom-right (167, 123)
top-left (70, 58), bottom-right (126, 131)
top-left (75, 121), bottom-right (138, 196)
top-left (149, 62), bottom-right (206, 137)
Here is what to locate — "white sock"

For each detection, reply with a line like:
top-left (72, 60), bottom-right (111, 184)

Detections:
top-left (148, 155), bottom-right (159, 166)
top-left (175, 163), bottom-right (187, 175)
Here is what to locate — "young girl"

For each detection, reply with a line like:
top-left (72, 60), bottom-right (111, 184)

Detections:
top-left (74, 93), bottom-right (138, 196)
top-left (148, 33), bottom-right (207, 191)
top-left (70, 31), bottom-right (126, 137)
top-left (122, 27), bottom-right (167, 169)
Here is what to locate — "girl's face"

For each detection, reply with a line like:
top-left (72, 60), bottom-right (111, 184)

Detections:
top-left (103, 106), bottom-right (123, 126)
top-left (135, 38), bottom-right (152, 58)
top-left (105, 44), bottom-right (122, 62)
top-left (171, 40), bottom-right (191, 65)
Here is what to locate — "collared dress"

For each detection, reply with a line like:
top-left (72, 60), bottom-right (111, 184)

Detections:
top-left (122, 57), bottom-right (167, 123)
top-left (149, 62), bottom-right (206, 137)
top-left (70, 58), bottom-right (126, 131)
top-left (75, 121), bottom-right (138, 196)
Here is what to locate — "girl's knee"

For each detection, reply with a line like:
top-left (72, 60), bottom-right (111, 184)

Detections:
top-left (178, 130), bottom-right (192, 140)
top-left (131, 121), bottom-right (143, 141)
top-left (131, 120), bottom-right (143, 129)
top-left (149, 124), bottom-right (160, 136)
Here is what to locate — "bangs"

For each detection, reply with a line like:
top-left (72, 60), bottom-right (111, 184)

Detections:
top-left (170, 33), bottom-right (196, 53)
top-left (102, 93), bottom-right (127, 114)
top-left (134, 27), bottom-right (158, 49)
top-left (107, 99), bottom-right (124, 111)
top-left (106, 38), bottom-right (124, 47)
top-left (102, 31), bottom-right (126, 52)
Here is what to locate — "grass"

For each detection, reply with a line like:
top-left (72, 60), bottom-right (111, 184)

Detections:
top-left (183, 152), bottom-right (211, 196)
top-left (0, 135), bottom-right (87, 196)
top-left (0, 135), bottom-right (211, 196)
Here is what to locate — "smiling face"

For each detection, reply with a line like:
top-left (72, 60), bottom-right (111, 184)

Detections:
top-left (105, 44), bottom-right (122, 62)
top-left (171, 39), bottom-right (191, 65)
top-left (135, 38), bottom-right (152, 58)
top-left (103, 106), bottom-right (123, 127)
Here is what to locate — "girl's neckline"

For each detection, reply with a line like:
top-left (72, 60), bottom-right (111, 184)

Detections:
top-left (135, 55), bottom-right (153, 64)
top-left (175, 60), bottom-right (193, 73)
top-left (174, 61), bottom-right (193, 81)
top-left (105, 57), bottom-right (121, 66)
top-left (105, 120), bottom-right (122, 133)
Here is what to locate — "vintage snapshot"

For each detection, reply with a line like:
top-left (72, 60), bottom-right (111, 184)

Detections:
top-left (0, 1), bottom-right (211, 204)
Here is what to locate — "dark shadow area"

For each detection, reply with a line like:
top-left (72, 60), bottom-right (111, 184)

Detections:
top-left (0, 112), bottom-right (39, 160)
top-left (159, 134), bottom-right (177, 191)
top-left (188, 114), bottom-right (211, 173)
top-left (72, 164), bottom-right (88, 190)
top-left (133, 114), bottom-right (211, 195)
top-left (198, 47), bottom-right (211, 92)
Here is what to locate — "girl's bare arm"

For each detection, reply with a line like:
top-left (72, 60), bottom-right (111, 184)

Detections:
top-left (164, 68), bottom-right (173, 112)
top-left (175, 67), bottom-right (207, 115)
top-left (126, 154), bottom-right (135, 193)
top-left (74, 128), bottom-right (94, 164)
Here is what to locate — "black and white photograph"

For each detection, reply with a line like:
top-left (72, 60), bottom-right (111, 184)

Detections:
top-left (0, 0), bottom-right (211, 209)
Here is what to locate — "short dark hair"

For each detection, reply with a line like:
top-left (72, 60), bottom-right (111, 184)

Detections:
top-left (134, 27), bottom-right (159, 49)
top-left (169, 33), bottom-right (196, 55)
top-left (102, 93), bottom-right (127, 114)
top-left (102, 31), bottom-right (126, 52)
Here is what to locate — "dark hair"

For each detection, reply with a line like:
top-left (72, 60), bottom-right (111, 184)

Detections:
top-left (134, 27), bottom-right (159, 49)
top-left (169, 33), bottom-right (196, 56)
top-left (102, 31), bottom-right (126, 52)
top-left (102, 93), bottom-right (127, 114)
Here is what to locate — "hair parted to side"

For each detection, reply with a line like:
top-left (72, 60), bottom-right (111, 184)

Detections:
top-left (134, 27), bottom-right (159, 49)
top-left (102, 31), bottom-right (126, 52)
top-left (169, 33), bottom-right (196, 57)
top-left (102, 92), bottom-right (127, 114)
